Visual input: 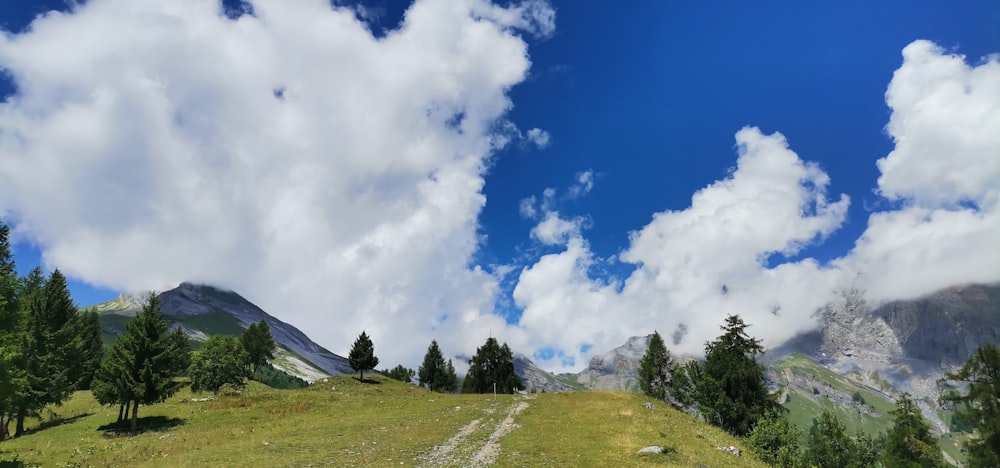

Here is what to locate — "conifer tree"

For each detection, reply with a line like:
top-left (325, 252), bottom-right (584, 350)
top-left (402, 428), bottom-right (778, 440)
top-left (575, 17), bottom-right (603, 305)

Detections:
top-left (444, 359), bottom-right (459, 392)
top-left (939, 344), bottom-right (1000, 467)
top-left (189, 335), bottom-right (250, 394)
top-left (0, 220), bottom-right (17, 441)
top-left (92, 293), bottom-right (191, 432)
top-left (419, 340), bottom-right (454, 392)
top-left (803, 410), bottom-right (856, 468)
top-left (461, 337), bottom-right (523, 394)
top-left (72, 310), bottom-right (104, 390)
top-left (383, 365), bottom-right (415, 383)
top-left (679, 314), bottom-right (780, 436)
top-left (882, 392), bottom-right (946, 467)
top-left (348, 331), bottom-right (379, 381)
top-left (638, 331), bottom-right (674, 400)
top-left (241, 320), bottom-right (276, 373)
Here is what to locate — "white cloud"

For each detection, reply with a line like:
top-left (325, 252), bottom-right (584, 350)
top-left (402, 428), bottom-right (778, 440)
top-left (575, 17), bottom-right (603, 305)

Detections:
top-left (567, 170), bottom-right (593, 198)
top-left (513, 127), bottom-right (850, 371)
top-left (518, 195), bottom-right (537, 219)
top-left (530, 211), bottom-right (581, 246)
top-left (0, 0), bottom-right (553, 369)
top-left (526, 127), bottom-right (550, 148)
top-left (838, 40), bottom-right (1000, 302)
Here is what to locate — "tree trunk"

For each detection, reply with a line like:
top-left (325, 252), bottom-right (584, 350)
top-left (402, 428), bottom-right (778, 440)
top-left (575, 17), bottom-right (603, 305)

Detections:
top-left (130, 401), bottom-right (139, 433)
top-left (117, 402), bottom-right (125, 423)
top-left (360, 369), bottom-right (364, 381)
top-left (14, 406), bottom-right (26, 437)
top-left (0, 413), bottom-right (9, 440)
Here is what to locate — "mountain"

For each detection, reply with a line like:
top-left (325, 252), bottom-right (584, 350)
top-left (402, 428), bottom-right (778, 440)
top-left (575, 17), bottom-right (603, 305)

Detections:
top-left (575, 335), bottom-right (648, 391)
top-left (512, 354), bottom-right (583, 392)
top-left (90, 282), bottom-right (353, 381)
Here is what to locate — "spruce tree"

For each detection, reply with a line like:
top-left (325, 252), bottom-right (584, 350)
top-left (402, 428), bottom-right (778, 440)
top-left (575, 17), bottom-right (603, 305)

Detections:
top-left (92, 293), bottom-right (191, 432)
top-left (241, 320), bottom-right (276, 373)
top-left (461, 337), bottom-right (523, 394)
top-left (0, 220), bottom-right (17, 440)
top-left (348, 331), bottom-right (379, 381)
top-left (72, 310), bottom-right (104, 390)
top-left (694, 315), bottom-right (780, 436)
top-left (419, 340), bottom-right (452, 392)
top-left (939, 344), bottom-right (1000, 467)
top-left (803, 411), bottom-right (856, 468)
top-left (444, 359), bottom-right (459, 392)
top-left (383, 365), bottom-right (415, 383)
top-left (882, 392), bottom-right (945, 467)
top-left (638, 331), bottom-right (674, 400)
top-left (189, 335), bottom-right (250, 394)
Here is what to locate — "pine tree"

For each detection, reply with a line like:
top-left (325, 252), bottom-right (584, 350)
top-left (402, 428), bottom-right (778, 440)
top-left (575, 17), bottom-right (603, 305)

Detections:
top-left (682, 315), bottom-right (780, 436)
top-left (241, 320), bottom-right (276, 373)
top-left (383, 365), bottom-right (415, 383)
top-left (882, 392), bottom-right (945, 467)
top-left (939, 344), bottom-right (1000, 467)
top-left (189, 335), bottom-right (250, 394)
top-left (348, 331), bottom-right (379, 381)
top-left (637, 331), bottom-right (674, 400)
top-left (461, 337), bottom-right (523, 394)
top-left (419, 340), bottom-right (455, 392)
top-left (92, 293), bottom-right (191, 432)
top-left (0, 220), bottom-right (18, 440)
top-left (803, 410), bottom-right (856, 468)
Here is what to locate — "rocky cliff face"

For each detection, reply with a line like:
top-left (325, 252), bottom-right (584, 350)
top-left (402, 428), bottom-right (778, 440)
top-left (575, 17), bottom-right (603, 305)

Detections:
top-left (815, 284), bottom-right (1000, 400)
top-left (512, 354), bottom-right (582, 392)
top-left (575, 335), bottom-right (649, 391)
top-left (93, 282), bottom-right (353, 380)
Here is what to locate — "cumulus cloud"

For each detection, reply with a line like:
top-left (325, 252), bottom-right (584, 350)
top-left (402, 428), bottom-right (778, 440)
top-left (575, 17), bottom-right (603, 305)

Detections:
top-left (0, 0), bottom-right (553, 368)
top-left (567, 170), bottom-right (593, 198)
top-left (525, 127), bottom-right (550, 148)
top-left (513, 127), bottom-right (850, 371)
top-left (510, 40), bottom-right (1000, 372)
top-left (839, 40), bottom-right (1000, 301)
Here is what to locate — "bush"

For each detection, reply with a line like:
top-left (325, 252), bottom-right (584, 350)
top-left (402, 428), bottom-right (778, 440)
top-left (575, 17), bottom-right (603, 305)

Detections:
top-left (252, 364), bottom-right (308, 390)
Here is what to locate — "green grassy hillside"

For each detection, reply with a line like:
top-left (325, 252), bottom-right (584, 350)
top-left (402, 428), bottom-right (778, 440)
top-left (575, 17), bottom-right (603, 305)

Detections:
top-left (0, 377), bottom-right (763, 467)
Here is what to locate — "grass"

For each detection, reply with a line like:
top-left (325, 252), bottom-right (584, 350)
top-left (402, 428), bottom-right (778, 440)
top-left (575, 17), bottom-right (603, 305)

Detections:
top-left (0, 377), bottom-right (762, 467)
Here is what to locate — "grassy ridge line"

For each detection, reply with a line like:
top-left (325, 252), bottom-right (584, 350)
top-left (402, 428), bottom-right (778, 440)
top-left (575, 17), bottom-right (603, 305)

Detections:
top-left (0, 376), bottom-right (762, 467)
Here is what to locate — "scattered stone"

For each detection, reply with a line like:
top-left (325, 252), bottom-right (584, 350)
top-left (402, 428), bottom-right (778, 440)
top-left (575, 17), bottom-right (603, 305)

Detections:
top-left (454, 406), bottom-right (462, 411)
top-left (159, 433), bottom-right (175, 439)
top-left (643, 402), bottom-right (655, 409)
top-left (637, 446), bottom-right (664, 454)
top-left (716, 445), bottom-right (741, 456)
top-left (191, 397), bottom-right (214, 402)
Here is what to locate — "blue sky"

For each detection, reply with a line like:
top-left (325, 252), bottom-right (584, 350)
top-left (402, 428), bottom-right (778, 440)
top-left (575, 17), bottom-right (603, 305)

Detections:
top-left (1, 0), bottom-right (998, 370)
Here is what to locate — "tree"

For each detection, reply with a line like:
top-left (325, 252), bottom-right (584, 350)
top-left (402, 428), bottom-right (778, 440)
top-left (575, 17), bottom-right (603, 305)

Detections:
top-left (241, 320), bottom-right (276, 373)
top-left (0, 220), bottom-right (18, 440)
top-left (748, 412), bottom-right (802, 467)
top-left (71, 310), bottom-right (104, 390)
top-left (939, 343), bottom-right (1000, 467)
top-left (189, 335), bottom-right (250, 394)
top-left (91, 293), bottom-right (191, 432)
top-left (461, 337), bottom-right (523, 394)
top-left (418, 340), bottom-right (458, 392)
top-left (383, 365), bottom-right (415, 383)
top-left (803, 410), bottom-right (856, 468)
top-left (638, 331), bottom-right (674, 400)
top-left (681, 315), bottom-right (781, 436)
top-left (882, 392), bottom-right (945, 467)
top-left (348, 331), bottom-right (379, 381)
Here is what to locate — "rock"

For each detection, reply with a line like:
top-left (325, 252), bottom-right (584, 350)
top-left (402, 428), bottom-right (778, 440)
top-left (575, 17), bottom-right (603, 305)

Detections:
top-left (637, 446), bottom-right (664, 454)
top-left (643, 402), bottom-right (655, 409)
top-left (716, 445), bottom-right (741, 456)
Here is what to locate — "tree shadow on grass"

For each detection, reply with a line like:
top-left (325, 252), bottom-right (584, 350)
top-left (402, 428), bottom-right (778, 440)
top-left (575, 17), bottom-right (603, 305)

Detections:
top-left (19, 412), bottom-right (94, 437)
top-left (98, 416), bottom-right (186, 437)
top-left (0, 459), bottom-right (25, 467)
top-left (354, 377), bottom-right (382, 385)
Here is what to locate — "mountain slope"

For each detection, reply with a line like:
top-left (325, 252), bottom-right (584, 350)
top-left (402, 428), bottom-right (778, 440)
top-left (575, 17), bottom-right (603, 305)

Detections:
top-left (90, 282), bottom-right (352, 381)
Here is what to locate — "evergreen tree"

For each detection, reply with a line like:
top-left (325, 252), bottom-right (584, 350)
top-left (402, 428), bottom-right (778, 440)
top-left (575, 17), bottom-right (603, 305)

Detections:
top-left (348, 331), bottom-right (379, 381)
top-left (882, 392), bottom-right (945, 467)
top-left (91, 293), bottom-right (191, 432)
top-left (0, 220), bottom-right (18, 440)
top-left (189, 335), bottom-right (250, 394)
top-left (241, 320), bottom-right (276, 373)
top-left (71, 310), bottom-right (104, 390)
top-left (939, 344), bottom-right (1000, 467)
top-left (748, 412), bottom-right (802, 467)
top-left (383, 365), bottom-right (415, 383)
top-left (461, 337), bottom-right (523, 394)
top-left (683, 315), bottom-right (780, 436)
top-left (419, 340), bottom-right (458, 392)
top-left (803, 411), bottom-right (856, 468)
top-left (637, 331), bottom-right (674, 400)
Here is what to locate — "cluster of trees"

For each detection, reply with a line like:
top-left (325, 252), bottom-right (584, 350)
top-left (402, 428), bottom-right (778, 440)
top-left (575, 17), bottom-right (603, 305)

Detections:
top-left (0, 220), bottom-right (104, 440)
top-left (353, 333), bottom-right (520, 395)
top-left (638, 313), bottom-right (1000, 467)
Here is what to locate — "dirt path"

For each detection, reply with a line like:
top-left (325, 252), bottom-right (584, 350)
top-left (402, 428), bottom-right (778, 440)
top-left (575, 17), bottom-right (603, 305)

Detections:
top-left (417, 395), bottom-right (533, 467)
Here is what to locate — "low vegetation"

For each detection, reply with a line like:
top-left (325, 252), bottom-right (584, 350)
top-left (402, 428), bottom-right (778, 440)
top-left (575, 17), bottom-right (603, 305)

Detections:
top-left (0, 375), bottom-right (763, 466)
